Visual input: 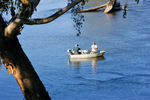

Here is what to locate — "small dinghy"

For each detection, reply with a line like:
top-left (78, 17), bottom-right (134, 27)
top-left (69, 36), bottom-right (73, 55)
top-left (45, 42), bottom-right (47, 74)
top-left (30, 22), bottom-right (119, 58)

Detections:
top-left (67, 49), bottom-right (105, 59)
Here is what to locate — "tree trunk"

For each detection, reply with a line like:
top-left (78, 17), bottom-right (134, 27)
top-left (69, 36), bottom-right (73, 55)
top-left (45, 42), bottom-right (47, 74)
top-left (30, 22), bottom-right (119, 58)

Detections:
top-left (78, 0), bottom-right (116, 13)
top-left (78, 3), bottom-right (107, 12)
top-left (78, 0), bottom-right (129, 14)
top-left (1, 0), bottom-right (85, 99)
top-left (104, 0), bottom-right (117, 14)
top-left (0, 15), bottom-right (51, 100)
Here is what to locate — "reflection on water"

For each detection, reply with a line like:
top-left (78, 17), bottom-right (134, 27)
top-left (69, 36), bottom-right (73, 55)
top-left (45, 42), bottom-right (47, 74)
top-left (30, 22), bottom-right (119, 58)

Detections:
top-left (68, 56), bottom-right (105, 69)
top-left (92, 60), bottom-right (97, 69)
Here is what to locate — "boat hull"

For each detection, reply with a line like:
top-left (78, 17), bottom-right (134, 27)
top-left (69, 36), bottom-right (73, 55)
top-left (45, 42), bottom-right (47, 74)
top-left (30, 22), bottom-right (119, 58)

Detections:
top-left (69, 51), bottom-right (105, 59)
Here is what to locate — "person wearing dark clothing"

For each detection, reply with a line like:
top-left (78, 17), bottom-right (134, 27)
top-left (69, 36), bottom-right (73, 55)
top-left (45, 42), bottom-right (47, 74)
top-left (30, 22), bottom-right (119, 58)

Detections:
top-left (73, 44), bottom-right (80, 54)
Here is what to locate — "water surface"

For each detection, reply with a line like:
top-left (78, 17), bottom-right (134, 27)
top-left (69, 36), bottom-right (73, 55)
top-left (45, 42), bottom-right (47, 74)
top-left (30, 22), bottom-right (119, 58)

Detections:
top-left (0, 0), bottom-right (150, 100)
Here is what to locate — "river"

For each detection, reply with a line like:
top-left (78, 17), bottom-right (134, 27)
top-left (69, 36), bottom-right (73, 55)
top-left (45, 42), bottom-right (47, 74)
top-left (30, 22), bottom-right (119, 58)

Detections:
top-left (0, 0), bottom-right (150, 100)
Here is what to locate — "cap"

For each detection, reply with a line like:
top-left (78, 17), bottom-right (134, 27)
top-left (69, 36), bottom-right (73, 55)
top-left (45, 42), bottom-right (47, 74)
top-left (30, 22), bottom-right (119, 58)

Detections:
top-left (75, 44), bottom-right (78, 47)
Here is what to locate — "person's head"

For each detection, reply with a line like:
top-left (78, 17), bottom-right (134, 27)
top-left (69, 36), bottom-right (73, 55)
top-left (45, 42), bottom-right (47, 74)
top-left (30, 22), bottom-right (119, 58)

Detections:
top-left (75, 44), bottom-right (78, 47)
top-left (93, 42), bottom-right (96, 45)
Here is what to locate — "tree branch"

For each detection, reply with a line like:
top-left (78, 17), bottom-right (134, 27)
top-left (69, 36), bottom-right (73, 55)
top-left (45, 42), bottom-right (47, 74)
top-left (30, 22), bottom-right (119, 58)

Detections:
top-left (4, 0), bottom-right (83, 38)
top-left (4, 0), bottom-right (40, 38)
top-left (21, 0), bottom-right (83, 25)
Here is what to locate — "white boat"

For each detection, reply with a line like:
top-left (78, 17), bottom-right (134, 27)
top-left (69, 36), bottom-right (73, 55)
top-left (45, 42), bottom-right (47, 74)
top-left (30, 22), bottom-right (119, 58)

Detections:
top-left (67, 50), bottom-right (105, 59)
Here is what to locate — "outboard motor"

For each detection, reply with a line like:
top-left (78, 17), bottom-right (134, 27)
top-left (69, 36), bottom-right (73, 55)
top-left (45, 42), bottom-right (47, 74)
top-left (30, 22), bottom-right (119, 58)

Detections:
top-left (67, 49), bottom-right (73, 55)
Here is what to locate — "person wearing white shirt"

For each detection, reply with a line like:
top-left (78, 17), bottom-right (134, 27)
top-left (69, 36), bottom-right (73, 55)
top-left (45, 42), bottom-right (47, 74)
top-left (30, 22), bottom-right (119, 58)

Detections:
top-left (91, 42), bottom-right (98, 54)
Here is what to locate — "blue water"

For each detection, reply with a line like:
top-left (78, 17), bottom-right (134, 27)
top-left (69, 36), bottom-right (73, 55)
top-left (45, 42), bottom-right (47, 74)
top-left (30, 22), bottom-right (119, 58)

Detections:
top-left (0, 0), bottom-right (150, 100)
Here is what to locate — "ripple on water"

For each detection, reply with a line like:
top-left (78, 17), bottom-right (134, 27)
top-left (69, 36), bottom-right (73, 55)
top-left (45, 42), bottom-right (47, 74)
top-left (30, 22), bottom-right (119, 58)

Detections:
top-left (83, 72), bottom-right (124, 82)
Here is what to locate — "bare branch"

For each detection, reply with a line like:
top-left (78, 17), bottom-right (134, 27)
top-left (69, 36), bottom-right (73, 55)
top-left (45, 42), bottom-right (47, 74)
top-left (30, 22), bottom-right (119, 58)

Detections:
top-left (20, 0), bottom-right (83, 25)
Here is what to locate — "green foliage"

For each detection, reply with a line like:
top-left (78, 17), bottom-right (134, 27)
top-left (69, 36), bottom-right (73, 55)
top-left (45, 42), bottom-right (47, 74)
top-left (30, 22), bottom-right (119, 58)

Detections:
top-left (135, 0), bottom-right (139, 4)
top-left (68, 0), bottom-right (88, 36)
top-left (0, 0), bottom-right (21, 16)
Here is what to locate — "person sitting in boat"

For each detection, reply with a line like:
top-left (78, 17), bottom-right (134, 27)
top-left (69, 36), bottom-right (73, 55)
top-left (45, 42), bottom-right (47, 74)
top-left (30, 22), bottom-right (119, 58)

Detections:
top-left (91, 42), bottom-right (98, 54)
top-left (73, 44), bottom-right (81, 55)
